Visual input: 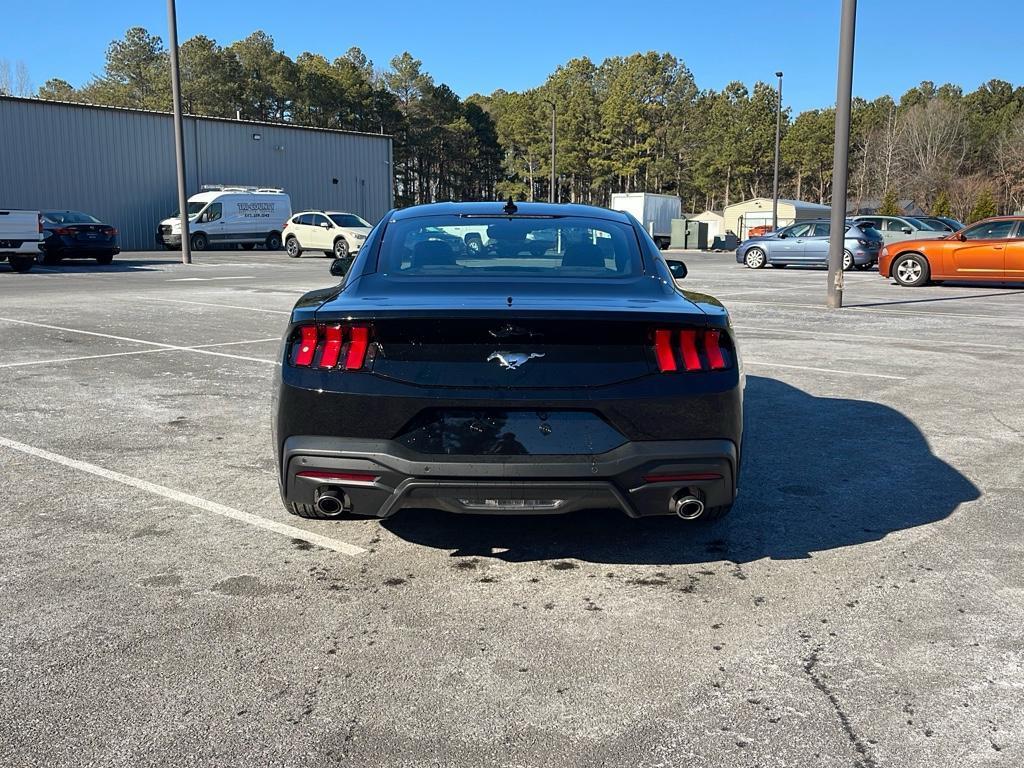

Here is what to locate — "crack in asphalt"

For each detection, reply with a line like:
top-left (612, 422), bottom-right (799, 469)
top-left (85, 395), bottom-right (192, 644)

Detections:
top-left (803, 648), bottom-right (880, 768)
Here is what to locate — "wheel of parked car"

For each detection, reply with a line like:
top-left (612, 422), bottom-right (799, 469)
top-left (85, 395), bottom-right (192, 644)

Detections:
top-left (36, 250), bottom-right (59, 266)
top-left (95, 253), bottom-right (114, 265)
top-left (892, 253), bottom-right (930, 287)
top-left (333, 238), bottom-right (349, 259)
top-left (265, 232), bottom-right (283, 251)
top-left (285, 236), bottom-right (302, 258)
top-left (8, 255), bottom-right (34, 273)
top-left (744, 247), bottom-right (767, 269)
top-left (842, 250), bottom-right (855, 271)
top-left (190, 232), bottom-right (208, 251)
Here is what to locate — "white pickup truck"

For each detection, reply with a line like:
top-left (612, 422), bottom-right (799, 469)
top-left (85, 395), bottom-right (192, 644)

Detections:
top-left (0, 210), bottom-right (43, 273)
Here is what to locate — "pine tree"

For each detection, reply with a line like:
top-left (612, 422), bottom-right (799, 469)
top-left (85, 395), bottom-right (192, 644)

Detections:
top-left (931, 190), bottom-right (952, 217)
top-left (877, 188), bottom-right (901, 216)
top-left (969, 189), bottom-right (998, 222)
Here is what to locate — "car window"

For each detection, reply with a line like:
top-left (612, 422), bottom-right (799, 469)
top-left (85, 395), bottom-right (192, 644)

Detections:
top-left (961, 220), bottom-right (1016, 240)
top-left (788, 223), bottom-right (812, 237)
top-left (204, 203), bottom-right (222, 222)
top-left (1013, 222), bottom-right (1024, 239)
top-left (857, 218), bottom-right (881, 230)
top-left (311, 214), bottom-right (329, 227)
top-left (329, 213), bottom-right (370, 228)
top-left (379, 215), bottom-right (642, 278)
top-left (883, 218), bottom-right (909, 232)
top-left (298, 213), bottom-right (314, 226)
top-left (291, 215), bottom-right (302, 225)
top-left (809, 222), bottom-right (830, 237)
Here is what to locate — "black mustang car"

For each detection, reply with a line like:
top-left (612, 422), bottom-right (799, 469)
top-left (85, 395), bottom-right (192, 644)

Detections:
top-left (273, 201), bottom-right (743, 523)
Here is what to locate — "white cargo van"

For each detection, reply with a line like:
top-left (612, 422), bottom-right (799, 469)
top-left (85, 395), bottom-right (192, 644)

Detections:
top-left (609, 192), bottom-right (681, 250)
top-left (157, 186), bottom-right (292, 251)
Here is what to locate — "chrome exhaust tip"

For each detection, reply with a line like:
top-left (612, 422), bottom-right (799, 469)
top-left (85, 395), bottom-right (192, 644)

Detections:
top-left (673, 493), bottom-right (705, 520)
top-left (314, 488), bottom-right (347, 517)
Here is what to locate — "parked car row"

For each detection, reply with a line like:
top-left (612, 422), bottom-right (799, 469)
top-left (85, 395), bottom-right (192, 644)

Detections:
top-left (736, 219), bottom-right (884, 270)
top-left (0, 208), bottom-right (120, 273)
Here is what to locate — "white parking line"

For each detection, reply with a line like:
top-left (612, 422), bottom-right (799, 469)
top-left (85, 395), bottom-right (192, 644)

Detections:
top-left (167, 276), bottom-right (257, 282)
top-left (0, 435), bottom-right (366, 556)
top-left (148, 297), bottom-right (291, 315)
top-left (0, 338), bottom-right (280, 369)
top-left (0, 317), bottom-right (279, 365)
top-left (723, 299), bottom-right (1019, 322)
top-left (743, 360), bottom-right (907, 380)
top-left (734, 325), bottom-right (1019, 352)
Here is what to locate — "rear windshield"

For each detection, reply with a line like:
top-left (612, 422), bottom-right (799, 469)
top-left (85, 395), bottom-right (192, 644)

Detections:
top-left (44, 211), bottom-right (99, 224)
top-left (379, 215), bottom-right (642, 278)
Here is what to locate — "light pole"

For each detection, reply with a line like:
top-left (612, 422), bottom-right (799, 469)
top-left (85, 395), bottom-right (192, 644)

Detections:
top-left (772, 71), bottom-right (783, 231)
top-left (166, 0), bottom-right (191, 264)
top-left (544, 98), bottom-right (557, 203)
top-left (827, 0), bottom-right (857, 308)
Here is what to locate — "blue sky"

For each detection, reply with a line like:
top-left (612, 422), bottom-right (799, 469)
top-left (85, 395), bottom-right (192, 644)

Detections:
top-left (7, 0), bottom-right (1024, 112)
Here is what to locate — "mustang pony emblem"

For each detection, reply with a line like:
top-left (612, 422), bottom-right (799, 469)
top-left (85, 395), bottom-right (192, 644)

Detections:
top-left (487, 351), bottom-right (545, 370)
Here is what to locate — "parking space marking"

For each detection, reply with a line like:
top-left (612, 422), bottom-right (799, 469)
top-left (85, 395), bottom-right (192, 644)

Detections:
top-left (723, 299), bottom-right (1020, 322)
top-left (148, 297), bottom-right (291, 315)
top-left (167, 276), bottom-right (257, 282)
top-left (0, 435), bottom-right (366, 556)
top-left (0, 317), bottom-right (279, 365)
top-left (743, 360), bottom-right (907, 380)
top-left (0, 337), bottom-right (280, 369)
top-left (733, 325), bottom-right (1019, 352)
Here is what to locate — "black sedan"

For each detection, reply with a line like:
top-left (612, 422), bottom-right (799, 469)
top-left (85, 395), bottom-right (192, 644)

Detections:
top-left (41, 211), bottom-right (119, 265)
top-left (273, 201), bottom-right (743, 523)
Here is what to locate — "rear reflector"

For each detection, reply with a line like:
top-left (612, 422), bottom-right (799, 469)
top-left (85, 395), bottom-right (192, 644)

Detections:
top-left (652, 328), bottom-right (732, 373)
top-left (643, 472), bottom-right (723, 483)
top-left (296, 470), bottom-right (379, 485)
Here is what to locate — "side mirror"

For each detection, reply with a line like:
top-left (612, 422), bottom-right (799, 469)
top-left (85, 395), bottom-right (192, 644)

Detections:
top-left (959, 233), bottom-right (967, 241)
top-left (665, 258), bottom-right (688, 280)
top-left (321, 222), bottom-right (332, 229)
top-left (329, 258), bottom-right (349, 277)
top-left (902, 227), bottom-right (913, 234)
top-left (777, 232), bottom-right (787, 239)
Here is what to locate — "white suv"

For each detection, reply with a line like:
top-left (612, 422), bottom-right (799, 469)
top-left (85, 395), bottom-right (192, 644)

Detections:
top-left (283, 211), bottom-right (372, 259)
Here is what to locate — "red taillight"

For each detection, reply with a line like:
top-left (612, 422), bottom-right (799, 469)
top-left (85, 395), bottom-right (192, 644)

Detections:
top-left (652, 328), bottom-right (731, 373)
top-left (283, 219), bottom-right (290, 229)
top-left (296, 470), bottom-right (378, 485)
top-left (104, 227), bottom-right (118, 236)
top-left (54, 227), bottom-right (74, 236)
top-left (319, 325), bottom-right (343, 368)
top-left (290, 324), bottom-right (371, 370)
top-left (346, 325), bottom-right (370, 370)
top-left (654, 329), bottom-right (677, 372)
top-left (704, 330), bottom-right (726, 370)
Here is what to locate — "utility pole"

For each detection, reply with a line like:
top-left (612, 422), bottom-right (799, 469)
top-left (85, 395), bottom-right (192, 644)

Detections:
top-left (772, 71), bottom-right (783, 231)
top-left (545, 99), bottom-right (557, 203)
top-left (827, 0), bottom-right (857, 308)
top-left (167, 0), bottom-right (191, 265)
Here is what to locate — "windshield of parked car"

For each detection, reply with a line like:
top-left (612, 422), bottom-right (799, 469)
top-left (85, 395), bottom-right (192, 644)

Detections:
top-left (329, 213), bottom-right (370, 228)
top-left (44, 211), bottom-right (100, 224)
top-left (379, 215), bottom-right (642, 278)
top-left (903, 217), bottom-right (929, 229)
top-left (917, 218), bottom-right (948, 231)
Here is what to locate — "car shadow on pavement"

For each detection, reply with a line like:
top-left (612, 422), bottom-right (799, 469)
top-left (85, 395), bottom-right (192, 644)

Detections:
top-left (381, 376), bottom-right (980, 565)
top-left (26, 259), bottom-right (173, 274)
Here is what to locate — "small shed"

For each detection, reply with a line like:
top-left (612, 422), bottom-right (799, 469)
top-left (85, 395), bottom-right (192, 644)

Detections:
top-left (724, 198), bottom-right (830, 238)
top-left (692, 210), bottom-right (725, 246)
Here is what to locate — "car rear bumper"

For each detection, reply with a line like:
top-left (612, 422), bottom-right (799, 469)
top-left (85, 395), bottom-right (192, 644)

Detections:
top-left (0, 240), bottom-right (42, 256)
top-left (47, 239), bottom-right (119, 256)
top-left (280, 436), bottom-right (738, 518)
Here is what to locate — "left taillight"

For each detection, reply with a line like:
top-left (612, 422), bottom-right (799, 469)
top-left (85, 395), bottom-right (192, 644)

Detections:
top-left (288, 323), bottom-right (371, 370)
top-left (651, 328), bottom-right (732, 373)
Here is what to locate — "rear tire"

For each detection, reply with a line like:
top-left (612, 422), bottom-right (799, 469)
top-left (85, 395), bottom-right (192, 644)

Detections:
top-left (95, 252), bottom-right (114, 265)
top-left (892, 252), bottom-right (930, 287)
top-left (8, 255), bottom-right (33, 273)
top-left (842, 250), bottom-right (855, 271)
top-left (285, 236), bottom-right (302, 258)
top-left (190, 232), bottom-right (208, 251)
top-left (744, 247), bottom-right (767, 269)
top-left (38, 250), bottom-right (60, 265)
top-left (265, 232), bottom-right (283, 251)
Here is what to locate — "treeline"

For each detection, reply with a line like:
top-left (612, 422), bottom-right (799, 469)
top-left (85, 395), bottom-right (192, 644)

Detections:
top-left (32, 27), bottom-right (1024, 219)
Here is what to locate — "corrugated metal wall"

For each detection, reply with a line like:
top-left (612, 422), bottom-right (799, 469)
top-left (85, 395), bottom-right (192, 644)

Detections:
top-left (0, 97), bottom-right (393, 251)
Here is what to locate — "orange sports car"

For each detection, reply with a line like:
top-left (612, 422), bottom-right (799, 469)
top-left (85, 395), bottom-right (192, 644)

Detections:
top-left (879, 216), bottom-right (1024, 286)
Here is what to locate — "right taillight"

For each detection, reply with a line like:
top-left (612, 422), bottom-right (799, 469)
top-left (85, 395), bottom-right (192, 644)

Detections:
top-left (289, 323), bottom-right (371, 370)
top-left (652, 328), bottom-right (731, 373)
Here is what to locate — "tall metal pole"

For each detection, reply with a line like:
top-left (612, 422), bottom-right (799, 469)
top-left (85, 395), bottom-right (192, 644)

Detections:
top-left (167, 0), bottom-right (191, 265)
top-left (827, 0), bottom-right (857, 308)
top-left (772, 71), bottom-right (783, 231)
top-left (548, 100), bottom-right (557, 204)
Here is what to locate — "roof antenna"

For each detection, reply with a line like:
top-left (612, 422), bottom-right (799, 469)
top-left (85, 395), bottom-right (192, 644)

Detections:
top-left (503, 196), bottom-right (518, 215)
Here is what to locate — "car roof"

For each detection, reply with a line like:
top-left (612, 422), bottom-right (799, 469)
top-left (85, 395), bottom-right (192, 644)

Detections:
top-left (388, 201), bottom-right (634, 223)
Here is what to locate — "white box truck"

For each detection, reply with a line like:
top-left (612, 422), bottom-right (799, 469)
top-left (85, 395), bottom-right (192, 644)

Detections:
top-left (157, 185), bottom-right (292, 252)
top-left (608, 193), bottom-right (681, 250)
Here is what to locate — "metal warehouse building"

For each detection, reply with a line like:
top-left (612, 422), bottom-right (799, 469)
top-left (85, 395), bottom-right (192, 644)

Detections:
top-left (0, 96), bottom-right (393, 251)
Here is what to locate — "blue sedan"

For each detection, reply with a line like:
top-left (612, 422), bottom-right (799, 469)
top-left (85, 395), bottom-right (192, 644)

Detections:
top-left (735, 219), bottom-right (883, 271)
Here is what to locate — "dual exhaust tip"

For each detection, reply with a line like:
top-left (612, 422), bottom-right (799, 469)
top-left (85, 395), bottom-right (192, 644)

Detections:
top-left (672, 491), bottom-right (706, 520)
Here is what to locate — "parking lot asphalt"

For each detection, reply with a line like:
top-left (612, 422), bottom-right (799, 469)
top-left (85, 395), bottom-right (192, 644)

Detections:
top-left (1, 249), bottom-right (1021, 767)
